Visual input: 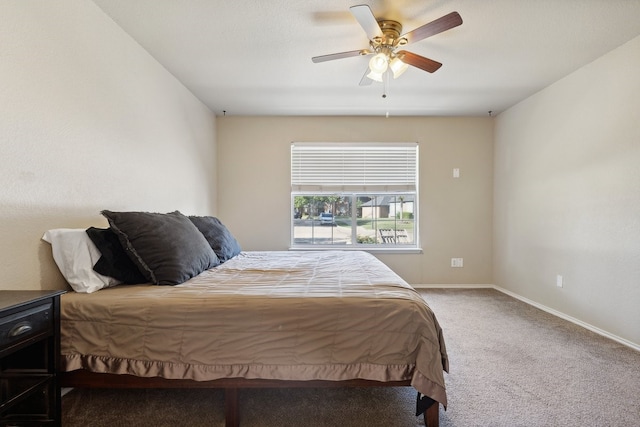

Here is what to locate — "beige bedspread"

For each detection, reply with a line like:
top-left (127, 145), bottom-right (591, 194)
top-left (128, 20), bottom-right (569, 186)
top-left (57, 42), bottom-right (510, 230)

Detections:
top-left (61, 251), bottom-right (449, 406)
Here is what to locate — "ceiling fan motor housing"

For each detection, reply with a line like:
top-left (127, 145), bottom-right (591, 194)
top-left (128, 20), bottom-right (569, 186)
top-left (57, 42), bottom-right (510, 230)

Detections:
top-left (374, 20), bottom-right (407, 48)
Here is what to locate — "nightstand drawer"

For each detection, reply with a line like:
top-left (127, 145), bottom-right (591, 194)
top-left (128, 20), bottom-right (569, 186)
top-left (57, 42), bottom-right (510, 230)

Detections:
top-left (0, 303), bottom-right (52, 349)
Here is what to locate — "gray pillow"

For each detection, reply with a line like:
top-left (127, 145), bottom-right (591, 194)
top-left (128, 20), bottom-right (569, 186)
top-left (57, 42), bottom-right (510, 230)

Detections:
top-left (188, 216), bottom-right (241, 262)
top-left (102, 210), bottom-right (220, 285)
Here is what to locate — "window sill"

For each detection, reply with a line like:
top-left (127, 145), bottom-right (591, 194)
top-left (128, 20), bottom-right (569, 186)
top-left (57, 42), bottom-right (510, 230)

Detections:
top-left (289, 246), bottom-right (423, 254)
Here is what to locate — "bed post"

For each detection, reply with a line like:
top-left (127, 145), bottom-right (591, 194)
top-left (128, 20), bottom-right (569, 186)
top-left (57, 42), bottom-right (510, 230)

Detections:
top-left (417, 393), bottom-right (440, 427)
top-left (424, 402), bottom-right (439, 427)
top-left (224, 388), bottom-right (239, 427)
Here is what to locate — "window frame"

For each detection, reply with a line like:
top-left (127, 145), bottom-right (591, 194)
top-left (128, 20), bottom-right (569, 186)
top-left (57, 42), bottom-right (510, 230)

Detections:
top-left (290, 142), bottom-right (421, 252)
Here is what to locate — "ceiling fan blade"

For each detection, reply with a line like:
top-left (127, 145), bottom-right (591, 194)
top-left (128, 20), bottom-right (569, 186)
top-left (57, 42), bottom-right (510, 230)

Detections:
top-left (397, 51), bottom-right (442, 73)
top-left (350, 4), bottom-right (383, 41)
top-left (401, 11), bottom-right (463, 44)
top-left (359, 68), bottom-right (373, 86)
top-left (312, 49), bottom-right (371, 63)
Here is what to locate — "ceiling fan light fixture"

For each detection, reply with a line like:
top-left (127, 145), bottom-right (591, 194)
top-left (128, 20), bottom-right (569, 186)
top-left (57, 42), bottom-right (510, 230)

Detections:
top-left (366, 70), bottom-right (384, 82)
top-left (389, 57), bottom-right (409, 79)
top-left (368, 52), bottom-right (388, 74)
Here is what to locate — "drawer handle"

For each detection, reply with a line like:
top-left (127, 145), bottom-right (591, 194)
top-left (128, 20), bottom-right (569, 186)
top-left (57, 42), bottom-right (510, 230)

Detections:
top-left (8, 322), bottom-right (33, 337)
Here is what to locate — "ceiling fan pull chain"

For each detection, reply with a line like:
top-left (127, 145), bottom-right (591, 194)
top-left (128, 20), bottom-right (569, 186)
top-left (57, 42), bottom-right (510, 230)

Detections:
top-left (382, 70), bottom-right (389, 98)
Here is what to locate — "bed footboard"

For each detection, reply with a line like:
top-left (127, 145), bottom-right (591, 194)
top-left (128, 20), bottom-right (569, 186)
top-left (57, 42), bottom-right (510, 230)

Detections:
top-left (60, 371), bottom-right (438, 427)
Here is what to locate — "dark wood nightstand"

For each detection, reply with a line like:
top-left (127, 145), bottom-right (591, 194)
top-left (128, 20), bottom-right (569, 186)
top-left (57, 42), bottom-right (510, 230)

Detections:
top-left (0, 290), bottom-right (65, 426)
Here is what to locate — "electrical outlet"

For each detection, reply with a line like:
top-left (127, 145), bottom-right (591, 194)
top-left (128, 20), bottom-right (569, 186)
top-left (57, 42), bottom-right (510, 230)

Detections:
top-left (453, 168), bottom-right (460, 178)
top-left (556, 275), bottom-right (563, 288)
top-left (451, 258), bottom-right (463, 268)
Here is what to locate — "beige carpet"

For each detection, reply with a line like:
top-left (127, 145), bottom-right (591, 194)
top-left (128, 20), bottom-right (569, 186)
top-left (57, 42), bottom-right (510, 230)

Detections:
top-left (62, 289), bottom-right (640, 426)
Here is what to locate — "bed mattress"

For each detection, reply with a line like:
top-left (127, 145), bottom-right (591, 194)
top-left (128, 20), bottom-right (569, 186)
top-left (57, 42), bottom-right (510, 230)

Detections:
top-left (60, 250), bottom-right (449, 406)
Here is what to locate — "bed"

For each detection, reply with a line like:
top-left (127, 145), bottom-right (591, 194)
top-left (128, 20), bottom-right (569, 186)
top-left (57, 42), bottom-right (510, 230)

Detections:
top-left (59, 250), bottom-right (449, 426)
top-left (43, 211), bottom-right (447, 426)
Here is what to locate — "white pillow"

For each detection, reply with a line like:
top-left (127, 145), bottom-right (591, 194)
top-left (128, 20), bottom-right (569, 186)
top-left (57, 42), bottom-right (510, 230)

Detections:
top-left (42, 228), bottom-right (120, 293)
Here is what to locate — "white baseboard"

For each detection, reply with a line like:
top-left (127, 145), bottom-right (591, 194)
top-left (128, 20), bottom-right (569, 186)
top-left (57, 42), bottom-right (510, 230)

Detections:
top-left (412, 284), bottom-right (494, 289)
top-left (493, 286), bottom-right (640, 352)
top-left (415, 284), bottom-right (640, 352)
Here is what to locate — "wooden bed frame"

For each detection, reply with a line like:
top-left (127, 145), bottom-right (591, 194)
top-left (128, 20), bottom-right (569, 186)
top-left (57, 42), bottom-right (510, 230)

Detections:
top-left (60, 370), bottom-right (439, 427)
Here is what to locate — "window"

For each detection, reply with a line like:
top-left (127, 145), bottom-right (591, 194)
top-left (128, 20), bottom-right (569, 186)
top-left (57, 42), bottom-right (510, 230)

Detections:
top-left (291, 142), bottom-right (419, 249)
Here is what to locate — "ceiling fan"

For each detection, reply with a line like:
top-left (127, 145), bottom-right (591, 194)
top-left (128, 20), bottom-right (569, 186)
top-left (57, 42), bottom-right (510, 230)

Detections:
top-left (312, 5), bottom-right (463, 86)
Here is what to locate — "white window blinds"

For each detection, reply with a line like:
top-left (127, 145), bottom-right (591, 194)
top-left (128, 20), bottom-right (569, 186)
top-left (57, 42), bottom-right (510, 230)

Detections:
top-left (291, 142), bottom-right (418, 192)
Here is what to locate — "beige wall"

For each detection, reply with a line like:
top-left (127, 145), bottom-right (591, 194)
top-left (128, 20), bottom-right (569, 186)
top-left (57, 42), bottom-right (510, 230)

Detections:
top-left (494, 35), bottom-right (640, 346)
top-left (217, 116), bottom-right (494, 285)
top-left (0, 1), bottom-right (217, 291)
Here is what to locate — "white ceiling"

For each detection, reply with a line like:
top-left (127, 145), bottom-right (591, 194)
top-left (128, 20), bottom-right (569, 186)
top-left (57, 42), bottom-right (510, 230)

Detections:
top-left (93, 0), bottom-right (640, 117)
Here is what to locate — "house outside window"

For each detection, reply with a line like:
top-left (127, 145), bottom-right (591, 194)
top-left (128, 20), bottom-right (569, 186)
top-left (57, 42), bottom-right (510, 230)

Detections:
top-left (291, 142), bottom-right (419, 250)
